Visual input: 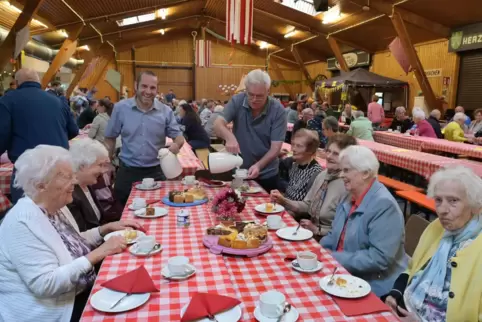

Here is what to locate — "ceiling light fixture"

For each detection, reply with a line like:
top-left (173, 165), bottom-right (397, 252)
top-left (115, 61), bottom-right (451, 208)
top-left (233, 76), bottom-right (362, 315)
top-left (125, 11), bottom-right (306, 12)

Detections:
top-left (77, 45), bottom-right (90, 51)
top-left (259, 41), bottom-right (268, 49)
top-left (59, 29), bottom-right (69, 38)
top-left (284, 29), bottom-right (297, 38)
top-left (158, 8), bottom-right (167, 20)
top-left (159, 29), bottom-right (165, 35)
top-left (322, 5), bottom-right (342, 24)
top-left (6, 2), bottom-right (21, 13)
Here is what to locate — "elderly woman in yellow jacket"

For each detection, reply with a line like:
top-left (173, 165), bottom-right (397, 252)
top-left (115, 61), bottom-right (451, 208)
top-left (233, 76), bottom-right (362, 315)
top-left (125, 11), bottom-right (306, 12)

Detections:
top-left (443, 112), bottom-right (471, 142)
top-left (384, 166), bottom-right (482, 322)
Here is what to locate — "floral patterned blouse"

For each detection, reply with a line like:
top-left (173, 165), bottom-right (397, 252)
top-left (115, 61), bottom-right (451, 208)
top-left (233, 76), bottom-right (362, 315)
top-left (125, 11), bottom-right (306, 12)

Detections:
top-left (410, 239), bottom-right (474, 321)
top-left (48, 211), bottom-right (96, 292)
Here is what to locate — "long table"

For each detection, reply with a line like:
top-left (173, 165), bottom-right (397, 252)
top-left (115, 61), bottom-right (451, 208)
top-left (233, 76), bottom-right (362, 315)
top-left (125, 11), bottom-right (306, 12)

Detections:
top-left (81, 182), bottom-right (396, 321)
top-left (373, 131), bottom-right (482, 160)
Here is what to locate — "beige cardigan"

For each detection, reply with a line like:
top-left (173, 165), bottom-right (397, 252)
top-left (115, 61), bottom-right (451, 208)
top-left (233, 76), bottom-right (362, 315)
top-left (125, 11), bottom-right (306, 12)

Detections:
top-left (88, 113), bottom-right (110, 144)
top-left (284, 170), bottom-right (346, 237)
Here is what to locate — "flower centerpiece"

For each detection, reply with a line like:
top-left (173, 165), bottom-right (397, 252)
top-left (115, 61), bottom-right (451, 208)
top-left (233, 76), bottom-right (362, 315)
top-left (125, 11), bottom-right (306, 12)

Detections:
top-left (211, 188), bottom-right (246, 221)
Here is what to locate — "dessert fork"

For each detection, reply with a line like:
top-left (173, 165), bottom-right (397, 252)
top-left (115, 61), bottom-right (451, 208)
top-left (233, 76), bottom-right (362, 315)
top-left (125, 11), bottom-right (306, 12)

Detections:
top-left (292, 223), bottom-right (301, 236)
top-left (327, 267), bottom-right (338, 286)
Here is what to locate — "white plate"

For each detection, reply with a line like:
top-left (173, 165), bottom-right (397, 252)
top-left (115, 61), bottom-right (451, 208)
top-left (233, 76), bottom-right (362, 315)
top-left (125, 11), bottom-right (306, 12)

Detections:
top-left (135, 182), bottom-right (161, 191)
top-left (129, 243), bottom-right (163, 257)
top-left (104, 230), bottom-right (146, 244)
top-left (239, 187), bottom-right (263, 194)
top-left (319, 274), bottom-right (371, 299)
top-left (0, 168), bottom-right (11, 172)
top-left (128, 204), bottom-right (146, 211)
top-left (276, 227), bottom-right (313, 241)
top-left (254, 305), bottom-right (299, 322)
top-left (255, 203), bottom-right (285, 214)
top-left (264, 222), bottom-right (287, 231)
top-left (291, 260), bottom-right (323, 273)
top-left (180, 301), bottom-right (242, 322)
top-left (90, 288), bottom-right (150, 313)
top-left (134, 207), bottom-right (168, 218)
top-left (161, 264), bottom-right (196, 280)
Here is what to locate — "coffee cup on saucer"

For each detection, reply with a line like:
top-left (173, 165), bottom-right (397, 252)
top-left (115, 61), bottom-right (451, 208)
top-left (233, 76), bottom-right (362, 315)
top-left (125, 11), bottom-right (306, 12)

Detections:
top-left (132, 197), bottom-right (146, 210)
top-left (168, 256), bottom-right (190, 275)
top-left (136, 236), bottom-right (156, 252)
top-left (296, 251), bottom-right (317, 270)
top-left (142, 178), bottom-right (155, 188)
top-left (267, 215), bottom-right (282, 229)
top-left (259, 291), bottom-right (286, 318)
top-left (235, 169), bottom-right (248, 179)
top-left (387, 128), bottom-right (393, 132)
top-left (183, 175), bottom-right (196, 184)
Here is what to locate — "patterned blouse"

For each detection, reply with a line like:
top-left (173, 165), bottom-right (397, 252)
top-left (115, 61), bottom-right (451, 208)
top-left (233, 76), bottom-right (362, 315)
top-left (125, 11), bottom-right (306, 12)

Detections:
top-left (410, 239), bottom-right (474, 321)
top-left (285, 160), bottom-right (322, 201)
top-left (48, 211), bottom-right (96, 292)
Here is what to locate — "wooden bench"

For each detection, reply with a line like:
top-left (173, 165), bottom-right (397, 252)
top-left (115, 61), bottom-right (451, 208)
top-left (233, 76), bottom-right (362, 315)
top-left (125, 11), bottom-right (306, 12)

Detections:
top-left (378, 175), bottom-right (424, 192)
top-left (395, 190), bottom-right (436, 219)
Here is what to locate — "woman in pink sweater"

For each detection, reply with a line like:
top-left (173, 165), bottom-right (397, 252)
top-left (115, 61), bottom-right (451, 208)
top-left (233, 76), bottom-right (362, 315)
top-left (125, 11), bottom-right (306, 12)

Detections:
top-left (367, 95), bottom-right (385, 126)
top-left (411, 108), bottom-right (437, 138)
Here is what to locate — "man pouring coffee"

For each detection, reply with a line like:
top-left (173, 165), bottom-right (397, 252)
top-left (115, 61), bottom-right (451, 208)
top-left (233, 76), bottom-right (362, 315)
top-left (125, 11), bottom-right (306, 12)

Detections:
top-left (214, 69), bottom-right (287, 192)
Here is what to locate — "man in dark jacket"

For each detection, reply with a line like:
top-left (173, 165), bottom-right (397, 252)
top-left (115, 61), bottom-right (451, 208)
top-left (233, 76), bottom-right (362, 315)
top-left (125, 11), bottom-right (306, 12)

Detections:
top-left (0, 68), bottom-right (79, 203)
top-left (77, 99), bottom-right (98, 129)
top-left (427, 109), bottom-right (443, 139)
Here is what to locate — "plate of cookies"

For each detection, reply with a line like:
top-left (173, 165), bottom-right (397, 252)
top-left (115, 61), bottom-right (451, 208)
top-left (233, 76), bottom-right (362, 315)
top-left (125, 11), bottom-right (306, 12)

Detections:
top-left (134, 207), bottom-right (168, 219)
top-left (162, 187), bottom-right (208, 207)
top-left (203, 221), bottom-right (273, 257)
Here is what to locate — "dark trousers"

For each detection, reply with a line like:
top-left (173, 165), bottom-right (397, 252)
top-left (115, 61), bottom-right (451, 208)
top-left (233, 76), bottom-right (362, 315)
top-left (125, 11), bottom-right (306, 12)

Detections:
top-left (188, 139), bottom-right (210, 150)
top-left (10, 168), bottom-right (24, 204)
top-left (114, 161), bottom-right (165, 206)
top-left (256, 174), bottom-right (281, 193)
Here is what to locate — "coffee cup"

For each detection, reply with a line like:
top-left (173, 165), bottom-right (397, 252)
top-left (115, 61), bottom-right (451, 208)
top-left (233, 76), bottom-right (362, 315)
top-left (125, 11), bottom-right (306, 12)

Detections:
top-left (132, 197), bottom-right (146, 210)
top-left (136, 236), bottom-right (156, 252)
top-left (387, 128), bottom-right (393, 132)
top-left (267, 215), bottom-right (282, 229)
top-left (167, 256), bottom-right (190, 275)
top-left (183, 175), bottom-right (196, 184)
top-left (259, 291), bottom-right (286, 318)
top-left (296, 251), bottom-right (317, 270)
top-left (142, 178), bottom-right (155, 188)
top-left (235, 169), bottom-right (248, 179)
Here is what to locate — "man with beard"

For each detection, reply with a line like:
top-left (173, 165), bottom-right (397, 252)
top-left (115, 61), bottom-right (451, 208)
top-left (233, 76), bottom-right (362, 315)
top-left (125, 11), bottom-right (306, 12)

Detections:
top-left (104, 71), bottom-right (185, 205)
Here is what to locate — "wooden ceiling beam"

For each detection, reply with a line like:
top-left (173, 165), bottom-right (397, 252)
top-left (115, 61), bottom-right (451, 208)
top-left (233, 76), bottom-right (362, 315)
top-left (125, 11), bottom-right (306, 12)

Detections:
top-left (391, 11), bottom-right (439, 111)
top-left (291, 46), bottom-right (314, 90)
top-left (82, 57), bottom-right (111, 90)
top-left (0, 0), bottom-right (45, 71)
top-left (41, 24), bottom-right (85, 88)
top-left (366, 0), bottom-right (450, 38)
top-left (115, 30), bottom-right (192, 52)
top-left (326, 36), bottom-right (349, 72)
top-left (269, 58), bottom-right (296, 99)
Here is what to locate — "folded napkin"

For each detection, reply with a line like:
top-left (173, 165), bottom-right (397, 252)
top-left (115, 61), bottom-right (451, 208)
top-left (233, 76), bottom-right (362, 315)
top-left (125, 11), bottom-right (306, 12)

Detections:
top-left (181, 292), bottom-right (241, 322)
top-left (332, 292), bottom-right (391, 317)
top-left (102, 266), bottom-right (159, 293)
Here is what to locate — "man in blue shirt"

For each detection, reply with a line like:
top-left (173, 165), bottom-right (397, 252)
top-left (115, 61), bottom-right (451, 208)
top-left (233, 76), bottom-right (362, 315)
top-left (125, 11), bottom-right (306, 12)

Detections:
top-left (105, 71), bottom-right (185, 205)
top-left (165, 89), bottom-right (176, 103)
top-left (0, 68), bottom-right (79, 203)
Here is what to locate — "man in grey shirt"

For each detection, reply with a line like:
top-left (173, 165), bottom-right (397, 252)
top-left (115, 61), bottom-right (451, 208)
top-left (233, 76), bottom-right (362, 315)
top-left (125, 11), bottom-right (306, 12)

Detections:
top-left (105, 71), bottom-right (185, 205)
top-left (214, 69), bottom-right (287, 192)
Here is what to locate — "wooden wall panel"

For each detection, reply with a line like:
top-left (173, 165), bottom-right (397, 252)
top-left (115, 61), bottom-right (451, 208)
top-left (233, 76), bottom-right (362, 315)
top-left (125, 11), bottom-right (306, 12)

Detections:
top-left (371, 39), bottom-right (459, 112)
top-left (136, 66), bottom-right (193, 99)
top-left (77, 59), bottom-right (117, 101)
top-left (135, 38), bottom-right (193, 64)
top-left (301, 62), bottom-right (330, 95)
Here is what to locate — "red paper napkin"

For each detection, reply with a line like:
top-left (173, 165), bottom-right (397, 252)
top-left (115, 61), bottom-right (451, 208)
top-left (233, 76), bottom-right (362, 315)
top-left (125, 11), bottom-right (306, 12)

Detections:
top-left (181, 292), bottom-right (241, 322)
top-left (101, 266), bottom-right (159, 293)
top-left (331, 292), bottom-right (392, 317)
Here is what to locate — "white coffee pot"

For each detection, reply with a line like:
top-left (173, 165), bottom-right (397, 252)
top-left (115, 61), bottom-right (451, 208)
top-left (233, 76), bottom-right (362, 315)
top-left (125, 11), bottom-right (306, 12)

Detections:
top-left (208, 152), bottom-right (243, 174)
top-left (158, 148), bottom-right (182, 179)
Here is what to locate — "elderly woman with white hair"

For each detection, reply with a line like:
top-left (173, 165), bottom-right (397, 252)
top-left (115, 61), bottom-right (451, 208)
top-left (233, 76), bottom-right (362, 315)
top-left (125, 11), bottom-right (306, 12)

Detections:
top-left (346, 111), bottom-right (374, 141)
top-left (0, 145), bottom-right (141, 321)
top-left (384, 166), bottom-right (482, 321)
top-left (390, 106), bottom-right (414, 133)
top-left (204, 104), bottom-right (224, 137)
top-left (410, 108), bottom-right (437, 138)
top-left (321, 145), bottom-right (408, 296)
top-left (444, 112), bottom-right (471, 142)
top-left (214, 69), bottom-right (287, 192)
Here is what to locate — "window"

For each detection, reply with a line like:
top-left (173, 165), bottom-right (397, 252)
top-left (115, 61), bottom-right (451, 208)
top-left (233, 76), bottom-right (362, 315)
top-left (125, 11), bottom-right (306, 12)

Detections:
top-left (279, 0), bottom-right (318, 16)
top-left (117, 13), bottom-right (155, 27)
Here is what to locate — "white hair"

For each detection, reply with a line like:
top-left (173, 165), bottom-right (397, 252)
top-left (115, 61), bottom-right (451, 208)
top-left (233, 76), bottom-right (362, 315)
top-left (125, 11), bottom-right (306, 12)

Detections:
top-left (14, 145), bottom-right (72, 199)
top-left (214, 105), bottom-right (224, 113)
top-left (178, 100), bottom-right (187, 106)
top-left (395, 106), bottom-right (406, 114)
top-left (454, 112), bottom-right (466, 123)
top-left (302, 108), bottom-right (313, 115)
top-left (244, 69), bottom-right (271, 90)
top-left (69, 138), bottom-right (108, 172)
top-left (412, 107), bottom-right (426, 120)
top-left (339, 145), bottom-right (379, 178)
top-left (430, 109), bottom-right (441, 118)
top-left (354, 110), bottom-right (364, 118)
top-left (428, 166), bottom-right (482, 211)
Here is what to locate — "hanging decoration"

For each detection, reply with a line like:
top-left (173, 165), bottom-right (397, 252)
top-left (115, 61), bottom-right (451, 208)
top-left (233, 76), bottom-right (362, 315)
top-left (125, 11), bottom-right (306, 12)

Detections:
top-left (195, 40), bottom-right (212, 67)
top-left (226, 0), bottom-right (254, 45)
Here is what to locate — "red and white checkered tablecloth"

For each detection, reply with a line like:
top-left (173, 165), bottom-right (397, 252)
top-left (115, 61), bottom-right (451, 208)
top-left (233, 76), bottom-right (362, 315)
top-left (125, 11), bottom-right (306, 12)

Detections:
top-left (81, 182), bottom-right (396, 321)
top-left (0, 163), bottom-right (13, 212)
top-left (373, 132), bottom-right (424, 151)
top-left (228, 123), bottom-right (294, 132)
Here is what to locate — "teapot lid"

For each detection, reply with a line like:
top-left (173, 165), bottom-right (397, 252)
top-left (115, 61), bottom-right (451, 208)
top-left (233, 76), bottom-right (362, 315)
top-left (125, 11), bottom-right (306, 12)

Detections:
top-left (158, 148), bottom-right (170, 159)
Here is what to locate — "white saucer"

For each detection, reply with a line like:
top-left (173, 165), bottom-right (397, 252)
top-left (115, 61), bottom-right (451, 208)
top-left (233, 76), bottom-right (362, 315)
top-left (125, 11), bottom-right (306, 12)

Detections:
top-left (134, 207), bottom-right (168, 218)
top-left (128, 204), bottom-right (146, 211)
top-left (161, 264), bottom-right (196, 280)
top-left (255, 203), bottom-right (285, 214)
top-left (182, 179), bottom-right (199, 185)
top-left (254, 305), bottom-right (299, 322)
top-left (276, 227), bottom-right (313, 241)
top-left (90, 288), bottom-right (150, 313)
top-left (291, 260), bottom-right (323, 273)
top-left (265, 222), bottom-right (287, 231)
top-left (104, 230), bottom-right (146, 244)
top-left (129, 243), bottom-right (163, 257)
top-left (135, 182), bottom-right (161, 191)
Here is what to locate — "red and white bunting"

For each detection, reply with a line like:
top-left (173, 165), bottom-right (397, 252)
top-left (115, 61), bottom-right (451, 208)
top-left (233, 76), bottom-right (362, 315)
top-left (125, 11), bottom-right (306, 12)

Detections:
top-left (226, 0), bottom-right (253, 45)
top-left (195, 40), bottom-right (212, 67)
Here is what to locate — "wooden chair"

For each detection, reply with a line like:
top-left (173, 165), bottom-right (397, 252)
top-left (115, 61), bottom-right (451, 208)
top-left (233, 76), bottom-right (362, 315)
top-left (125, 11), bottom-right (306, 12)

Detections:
top-left (194, 148), bottom-right (210, 169)
top-left (395, 190), bottom-right (436, 220)
top-left (378, 175), bottom-right (424, 192)
top-left (404, 215), bottom-right (430, 257)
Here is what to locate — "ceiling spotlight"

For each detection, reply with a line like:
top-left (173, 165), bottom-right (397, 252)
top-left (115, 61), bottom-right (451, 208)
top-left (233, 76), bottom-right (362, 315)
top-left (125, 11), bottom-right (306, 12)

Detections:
top-left (78, 45), bottom-right (90, 51)
top-left (259, 41), bottom-right (268, 49)
top-left (284, 29), bottom-right (297, 38)
top-left (158, 8), bottom-right (167, 20)
top-left (159, 29), bottom-right (165, 35)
